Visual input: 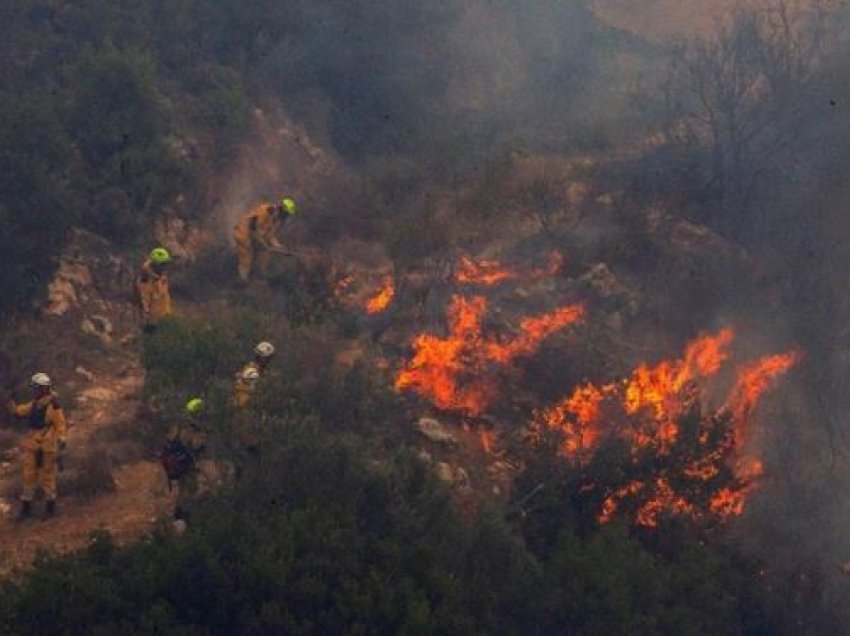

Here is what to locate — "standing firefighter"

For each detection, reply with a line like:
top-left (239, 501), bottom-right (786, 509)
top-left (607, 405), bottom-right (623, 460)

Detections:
top-left (233, 196), bottom-right (298, 280)
top-left (7, 373), bottom-right (68, 519)
top-left (135, 247), bottom-right (173, 332)
top-left (160, 397), bottom-right (207, 526)
top-left (233, 341), bottom-right (275, 455)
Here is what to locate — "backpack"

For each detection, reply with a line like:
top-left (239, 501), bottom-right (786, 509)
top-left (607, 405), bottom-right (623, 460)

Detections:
top-left (159, 439), bottom-right (195, 482)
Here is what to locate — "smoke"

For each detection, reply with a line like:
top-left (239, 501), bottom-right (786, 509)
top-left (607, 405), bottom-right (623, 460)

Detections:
top-left (250, 0), bottom-right (634, 163)
top-left (201, 1), bottom-right (850, 624)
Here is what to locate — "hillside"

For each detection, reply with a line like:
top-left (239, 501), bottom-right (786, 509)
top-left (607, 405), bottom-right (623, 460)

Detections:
top-left (2, 0), bottom-right (850, 632)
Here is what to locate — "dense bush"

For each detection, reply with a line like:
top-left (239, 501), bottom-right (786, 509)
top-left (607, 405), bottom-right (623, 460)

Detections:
top-left (0, 424), bottom-right (772, 635)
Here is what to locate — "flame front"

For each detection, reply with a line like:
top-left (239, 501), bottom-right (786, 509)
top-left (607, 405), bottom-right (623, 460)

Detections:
top-left (536, 330), bottom-right (799, 528)
top-left (727, 350), bottom-right (802, 448)
top-left (543, 329), bottom-right (734, 456)
top-left (395, 295), bottom-right (584, 416)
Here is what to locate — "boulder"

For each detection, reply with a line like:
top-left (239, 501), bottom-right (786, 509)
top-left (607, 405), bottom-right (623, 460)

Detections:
top-left (154, 217), bottom-right (213, 263)
top-left (416, 417), bottom-right (458, 445)
top-left (45, 259), bottom-right (93, 316)
top-left (435, 462), bottom-right (470, 489)
top-left (43, 228), bottom-right (134, 317)
top-left (77, 387), bottom-right (119, 403)
top-left (75, 366), bottom-right (97, 383)
top-left (81, 314), bottom-right (113, 344)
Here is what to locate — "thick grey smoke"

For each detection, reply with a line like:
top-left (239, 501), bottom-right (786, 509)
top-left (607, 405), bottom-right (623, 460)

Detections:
top-left (211, 5), bottom-right (850, 625)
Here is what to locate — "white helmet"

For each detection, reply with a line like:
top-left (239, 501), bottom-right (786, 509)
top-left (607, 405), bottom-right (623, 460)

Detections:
top-left (241, 367), bottom-right (261, 383)
top-left (31, 373), bottom-right (52, 388)
top-left (254, 341), bottom-right (275, 358)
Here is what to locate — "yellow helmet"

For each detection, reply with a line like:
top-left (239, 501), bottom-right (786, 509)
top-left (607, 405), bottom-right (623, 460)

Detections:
top-left (185, 397), bottom-right (204, 415)
top-left (150, 247), bottom-right (172, 265)
top-left (281, 197), bottom-right (297, 215)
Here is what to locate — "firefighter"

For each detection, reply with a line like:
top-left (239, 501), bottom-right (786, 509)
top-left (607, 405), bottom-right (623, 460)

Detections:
top-left (234, 341), bottom-right (275, 408)
top-left (233, 197), bottom-right (298, 280)
top-left (161, 397), bottom-right (207, 525)
top-left (233, 342), bottom-right (275, 456)
top-left (7, 373), bottom-right (68, 519)
top-left (135, 247), bottom-right (173, 332)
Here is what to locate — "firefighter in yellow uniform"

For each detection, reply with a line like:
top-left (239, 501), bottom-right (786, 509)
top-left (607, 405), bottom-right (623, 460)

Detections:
top-left (233, 341), bottom-right (275, 453)
top-left (233, 197), bottom-right (298, 280)
top-left (135, 247), bottom-right (173, 331)
top-left (162, 397), bottom-right (207, 525)
top-left (7, 373), bottom-right (68, 519)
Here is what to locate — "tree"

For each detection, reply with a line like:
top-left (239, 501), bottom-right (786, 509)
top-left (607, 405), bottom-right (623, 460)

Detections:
top-left (655, 2), bottom-right (821, 237)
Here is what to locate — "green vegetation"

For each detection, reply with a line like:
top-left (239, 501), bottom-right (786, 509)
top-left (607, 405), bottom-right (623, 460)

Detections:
top-left (0, 428), bottom-right (771, 635)
top-left (0, 314), bottom-right (804, 634)
top-left (0, 0), bottom-right (621, 314)
top-left (3, 0), bottom-right (848, 632)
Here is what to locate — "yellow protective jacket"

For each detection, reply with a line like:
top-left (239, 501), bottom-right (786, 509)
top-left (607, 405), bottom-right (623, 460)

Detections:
top-left (233, 203), bottom-right (283, 250)
top-left (233, 361), bottom-right (262, 409)
top-left (7, 392), bottom-right (68, 453)
top-left (135, 259), bottom-right (172, 321)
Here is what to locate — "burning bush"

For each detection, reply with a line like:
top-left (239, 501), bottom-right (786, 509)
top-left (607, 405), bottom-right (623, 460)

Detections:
top-left (531, 329), bottom-right (800, 528)
top-left (395, 294), bottom-right (584, 417)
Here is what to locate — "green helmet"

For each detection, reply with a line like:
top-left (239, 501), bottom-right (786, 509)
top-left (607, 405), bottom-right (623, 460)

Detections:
top-left (281, 197), bottom-right (297, 215)
top-left (149, 247), bottom-right (171, 265)
top-left (185, 397), bottom-right (204, 415)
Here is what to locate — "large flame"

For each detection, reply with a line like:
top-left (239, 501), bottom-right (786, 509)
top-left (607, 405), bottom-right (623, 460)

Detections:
top-left (395, 295), bottom-right (584, 416)
top-left (536, 330), bottom-right (799, 527)
top-left (543, 329), bottom-right (734, 456)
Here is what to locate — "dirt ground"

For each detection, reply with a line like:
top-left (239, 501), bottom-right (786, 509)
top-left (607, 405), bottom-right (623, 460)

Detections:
top-left (0, 343), bottom-right (175, 575)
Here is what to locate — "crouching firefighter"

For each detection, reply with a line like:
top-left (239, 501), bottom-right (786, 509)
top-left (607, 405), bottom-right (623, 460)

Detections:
top-left (7, 373), bottom-right (68, 519)
top-left (159, 397), bottom-right (207, 525)
top-left (233, 196), bottom-right (298, 281)
top-left (233, 341), bottom-right (275, 463)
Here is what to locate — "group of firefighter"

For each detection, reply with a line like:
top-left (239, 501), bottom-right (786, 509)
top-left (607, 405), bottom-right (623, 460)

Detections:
top-left (6, 196), bottom-right (298, 522)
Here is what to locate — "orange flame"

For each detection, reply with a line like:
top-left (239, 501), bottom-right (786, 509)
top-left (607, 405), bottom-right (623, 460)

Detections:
top-left (538, 329), bottom-right (798, 528)
top-left (542, 329), bottom-right (734, 458)
top-left (481, 430), bottom-right (495, 454)
top-left (455, 251), bottom-right (564, 287)
top-left (396, 295), bottom-right (584, 416)
top-left (455, 256), bottom-right (516, 286)
top-left (727, 350), bottom-right (801, 448)
top-left (333, 273), bottom-right (356, 298)
top-left (365, 276), bottom-right (395, 314)
top-left (486, 305), bottom-right (585, 364)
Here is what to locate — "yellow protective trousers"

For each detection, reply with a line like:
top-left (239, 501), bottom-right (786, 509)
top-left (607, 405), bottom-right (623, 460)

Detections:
top-left (20, 445), bottom-right (58, 502)
top-left (235, 241), bottom-right (272, 281)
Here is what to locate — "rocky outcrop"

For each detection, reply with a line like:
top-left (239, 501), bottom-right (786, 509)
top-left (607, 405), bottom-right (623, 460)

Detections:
top-left (43, 228), bottom-right (134, 317)
top-left (416, 417), bottom-right (458, 445)
top-left (154, 216), bottom-right (214, 263)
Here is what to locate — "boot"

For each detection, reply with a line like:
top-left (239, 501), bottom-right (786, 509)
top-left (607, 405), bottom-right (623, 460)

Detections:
top-left (44, 500), bottom-right (56, 518)
top-left (17, 501), bottom-right (32, 521)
